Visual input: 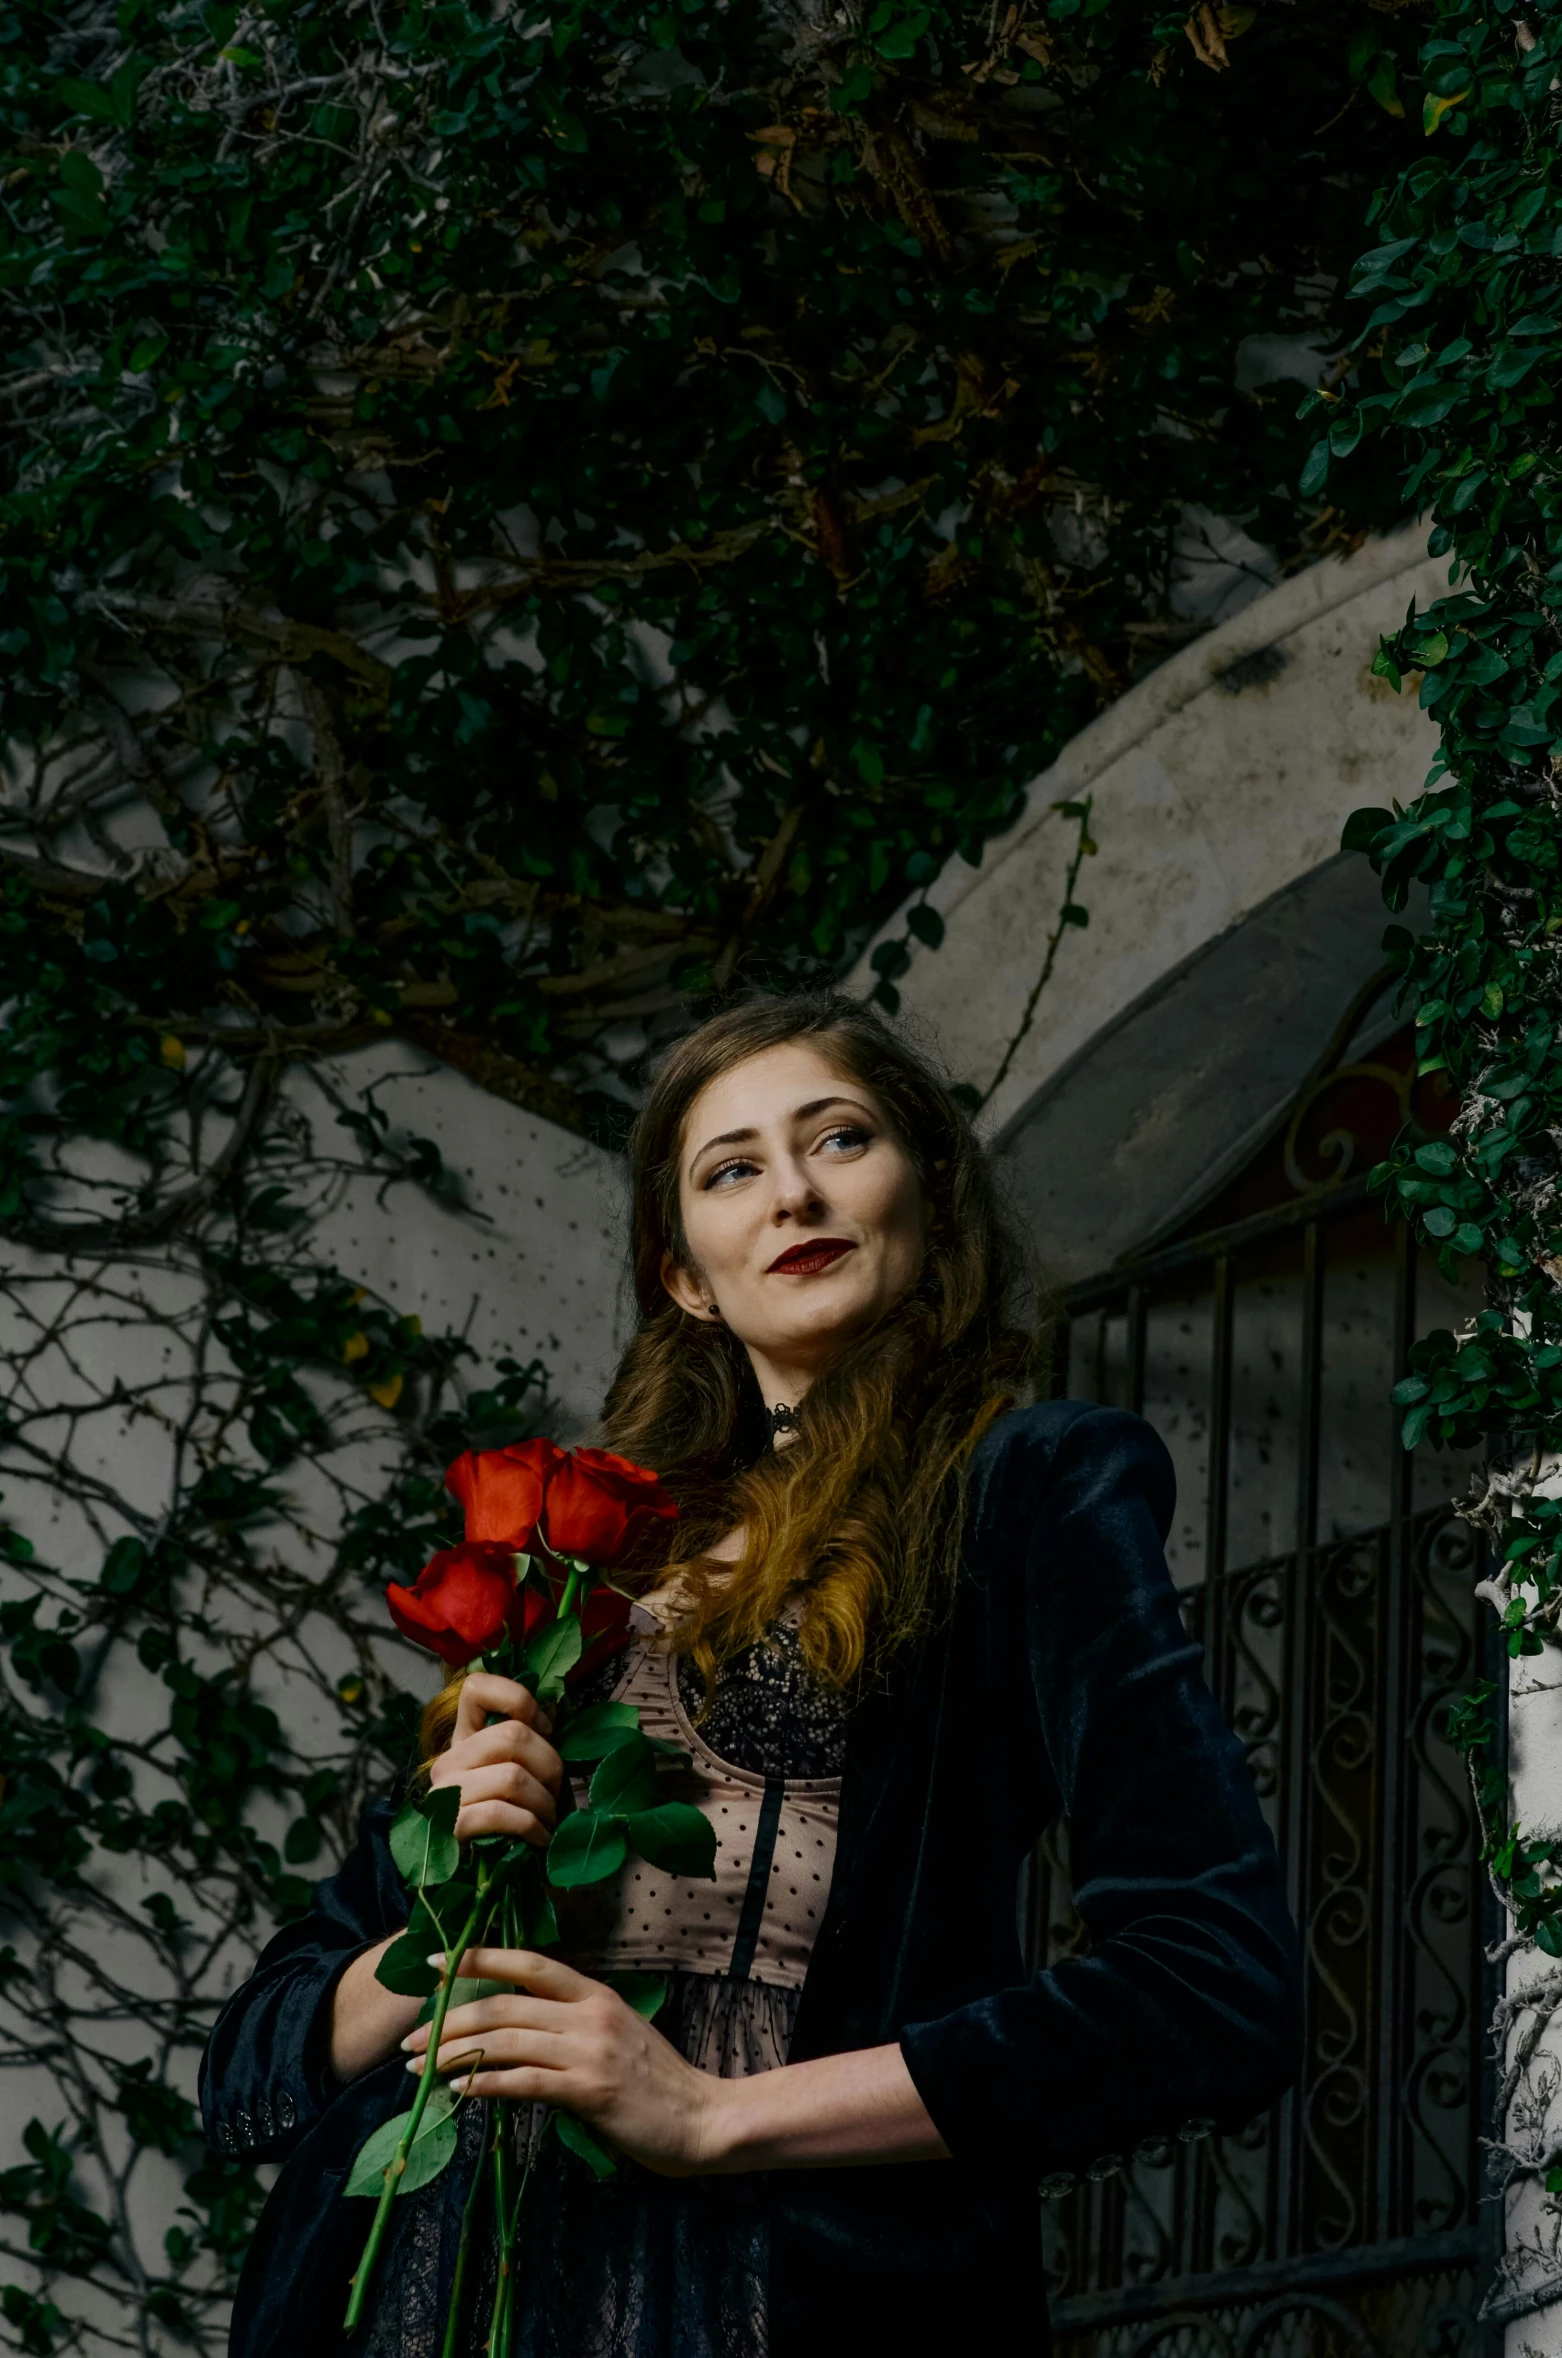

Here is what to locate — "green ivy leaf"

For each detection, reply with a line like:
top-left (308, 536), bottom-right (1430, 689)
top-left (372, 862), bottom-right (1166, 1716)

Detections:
top-left (1299, 438), bottom-right (1331, 496)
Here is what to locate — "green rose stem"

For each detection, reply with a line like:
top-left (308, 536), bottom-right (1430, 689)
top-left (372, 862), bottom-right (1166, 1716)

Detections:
top-left (348, 1578), bottom-right (590, 2339)
top-left (484, 2120), bottom-right (539, 2358)
top-left (344, 1860), bottom-right (493, 2335)
top-left (471, 1576), bottom-right (583, 2358)
top-left (438, 2109), bottom-right (492, 2358)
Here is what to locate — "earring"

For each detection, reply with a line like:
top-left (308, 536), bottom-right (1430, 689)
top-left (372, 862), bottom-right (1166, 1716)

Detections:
top-left (707, 1304), bottom-right (721, 1319)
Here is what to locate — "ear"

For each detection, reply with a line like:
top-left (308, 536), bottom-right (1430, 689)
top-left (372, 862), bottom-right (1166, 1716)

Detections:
top-left (660, 1248), bottom-right (713, 1321)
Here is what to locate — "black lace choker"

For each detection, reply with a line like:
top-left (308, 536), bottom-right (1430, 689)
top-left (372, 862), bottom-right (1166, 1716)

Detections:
top-left (768, 1402), bottom-right (800, 1436)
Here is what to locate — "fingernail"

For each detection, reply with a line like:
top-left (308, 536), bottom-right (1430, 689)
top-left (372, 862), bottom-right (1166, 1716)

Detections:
top-left (399, 2036), bottom-right (415, 2051)
top-left (405, 2059), bottom-right (422, 2075)
top-left (426, 1954), bottom-right (448, 1969)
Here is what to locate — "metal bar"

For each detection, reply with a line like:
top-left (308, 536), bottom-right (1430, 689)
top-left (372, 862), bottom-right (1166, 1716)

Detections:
top-left (1127, 1281), bottom-right (1147, 1417)
top-left (1189, 1248), bottom-right (1235, 2288)
top-left (1066, 1175), bottom-right (1374, 1315)
top-left (1045, 2225), bottom-right (1480, 2333)
top-left (1204, 1252), bottom-right (1233, 1613)
top-left (1478, 1544), bottom-right (1508, 2358)
top-left (1275, 1215), bottom-right (1324, 2263)
top-left (1374, 1221), bottom-right (1417, 2242)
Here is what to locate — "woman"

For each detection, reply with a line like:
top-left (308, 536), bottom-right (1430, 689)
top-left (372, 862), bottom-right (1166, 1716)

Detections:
top-left (202, 989), bottom-right (1301, 2358)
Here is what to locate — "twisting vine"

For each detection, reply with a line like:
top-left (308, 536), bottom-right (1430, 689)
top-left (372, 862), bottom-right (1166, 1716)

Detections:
top-left (1325, 0), bottom-right (1562, 2317)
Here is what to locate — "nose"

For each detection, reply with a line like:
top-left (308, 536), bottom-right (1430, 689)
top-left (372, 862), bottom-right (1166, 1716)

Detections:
top-left (769, 1150), bottom-right (824, 1226)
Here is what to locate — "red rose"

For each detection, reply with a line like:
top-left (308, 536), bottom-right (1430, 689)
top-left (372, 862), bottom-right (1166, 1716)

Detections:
top-left (386, 1541), bottom-right (544, 1667)
top-left (444, 1438), bottom-right (564, 1548)
top-left (541, 1448), bottom-right (678, 1566)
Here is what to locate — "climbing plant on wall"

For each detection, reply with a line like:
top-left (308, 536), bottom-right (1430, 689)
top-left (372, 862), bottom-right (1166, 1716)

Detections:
top-left (0, 0), bottom-right (1431, 2349)
top-left (1326, 0), bottom-right (1562, 2317)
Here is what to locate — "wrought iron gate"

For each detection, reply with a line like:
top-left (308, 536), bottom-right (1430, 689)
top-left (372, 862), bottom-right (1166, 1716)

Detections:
top-left (1032, 1008), bottom-right (1499, 2357)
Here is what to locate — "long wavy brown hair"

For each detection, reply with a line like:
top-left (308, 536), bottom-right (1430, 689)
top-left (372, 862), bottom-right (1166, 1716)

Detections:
top-left (601, 988), bottom-right (1038, 1699)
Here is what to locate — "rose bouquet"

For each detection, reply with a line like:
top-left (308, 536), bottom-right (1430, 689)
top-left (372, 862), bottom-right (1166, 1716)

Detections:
top-left (342, 1440), bottom-right (711, 2349)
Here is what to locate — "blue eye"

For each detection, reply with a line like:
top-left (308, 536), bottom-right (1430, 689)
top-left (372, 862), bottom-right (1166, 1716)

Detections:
top-left (820, 1125), bottom-right (871, 1153)
top-left (703, 1156), bottom-right (757, 1190)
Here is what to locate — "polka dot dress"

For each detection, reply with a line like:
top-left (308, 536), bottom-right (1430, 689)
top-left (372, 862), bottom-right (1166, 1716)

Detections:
top-left (561, 1601), bottom-right (845, 2075)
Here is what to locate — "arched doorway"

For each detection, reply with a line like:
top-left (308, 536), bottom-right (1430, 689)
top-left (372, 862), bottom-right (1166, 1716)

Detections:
top-left (1034, 988), bottom-right (1497, 2356)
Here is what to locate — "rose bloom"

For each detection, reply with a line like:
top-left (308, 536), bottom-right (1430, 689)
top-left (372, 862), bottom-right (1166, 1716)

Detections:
top-left (444, 1437), bottom-right (564, 1549)
top-left (542, 1448), bottom-right (678, 1566)
top-left (386, 1541), bottom-right (543, 1667)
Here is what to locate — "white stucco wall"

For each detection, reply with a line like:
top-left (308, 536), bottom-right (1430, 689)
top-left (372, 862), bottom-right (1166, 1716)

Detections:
top-left (854, 517), bottom-right (1443, 1153)
top-left (286, 1040), bottom-right (627, 1436)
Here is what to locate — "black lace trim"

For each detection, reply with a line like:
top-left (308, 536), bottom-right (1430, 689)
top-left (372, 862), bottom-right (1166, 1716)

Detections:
top-left (674, 1616), bottom-right (847, 1779)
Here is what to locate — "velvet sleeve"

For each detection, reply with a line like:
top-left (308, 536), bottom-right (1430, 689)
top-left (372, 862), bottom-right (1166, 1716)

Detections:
top-left (898, 1404), bottom-right (1302, 2182)
top-left (199, 1798), bottom-right (407, 2164)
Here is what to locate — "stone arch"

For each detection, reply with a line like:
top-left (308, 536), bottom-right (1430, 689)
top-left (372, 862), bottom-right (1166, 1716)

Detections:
top-left (853, 520), bottom-right (1441, 1280)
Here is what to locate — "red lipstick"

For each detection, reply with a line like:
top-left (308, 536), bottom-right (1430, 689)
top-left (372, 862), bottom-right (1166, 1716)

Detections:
top-left (767, 1237), bottom-right (856, 1276)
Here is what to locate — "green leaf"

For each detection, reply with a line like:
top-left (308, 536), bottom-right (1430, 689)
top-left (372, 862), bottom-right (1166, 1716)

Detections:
top-left (605, 1971), bottom-right (669, 2021)
top-left (524, 1876), bottom-right (561, 1950)
top-left (555, 2111), bottom-right (618, 2178)
top-left (344, 2082), bottom-right (458, 2198)
top-left (525, 1614), bottom-right (582, 1701)
top-left (376, 1932), bottom-right (443, 1998)
top-left (1423, 85), bottom-right (1470, 134)
top-left (1341, 805), bottom-right (1392, 853)
top-left (1401, 1401), bottom-right (1436, 1451)
top-left (101, 1538), bottom-right (145, 1595)
top-left (54, 187), bottom-right (108, 237)
top-left (1366, 54), bottom-right (1404, 116)
top-left (1299, 439), bottom-right (1331, 497)
top-left (546, 1808), bottom-right (628, 1888)
top-left (388, 1785), bottom-right (461, 1890)
top-left (556, 1700), bottom-right (641, 1761)
top-left (589, 1732), bottom-right (660, 1816)
top-left (58, 151), bottom-right (104, 196)
top-left (55, 58), bottom-right (148, 127)
top-left (625, 1803), bottom-right (718, 1879)
top-left (416, 1975), bottom-right (507, 2022)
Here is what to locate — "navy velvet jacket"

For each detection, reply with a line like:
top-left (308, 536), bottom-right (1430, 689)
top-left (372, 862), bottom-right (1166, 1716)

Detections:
top-left (201, 1402), bottom-right (1302, 2356)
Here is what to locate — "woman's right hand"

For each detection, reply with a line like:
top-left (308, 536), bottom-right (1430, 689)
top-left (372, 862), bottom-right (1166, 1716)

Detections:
top-left (330, 1675), bottom-right (566, 2083)
top-left (427, 1671), bottom-right (564, 1848)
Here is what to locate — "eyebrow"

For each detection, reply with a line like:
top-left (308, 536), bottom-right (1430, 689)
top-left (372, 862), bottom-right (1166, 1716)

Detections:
top-left (689, 1095), bottom-right (874, 1166)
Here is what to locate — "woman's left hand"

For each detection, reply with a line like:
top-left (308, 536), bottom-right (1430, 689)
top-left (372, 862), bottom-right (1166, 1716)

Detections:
top-left (402, 1948), bottom-right (719, 2178)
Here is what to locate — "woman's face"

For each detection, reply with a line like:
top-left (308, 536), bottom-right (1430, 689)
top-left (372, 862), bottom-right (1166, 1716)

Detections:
top-left (662, 1040), bottom-right (929, 1401)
